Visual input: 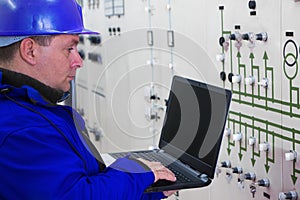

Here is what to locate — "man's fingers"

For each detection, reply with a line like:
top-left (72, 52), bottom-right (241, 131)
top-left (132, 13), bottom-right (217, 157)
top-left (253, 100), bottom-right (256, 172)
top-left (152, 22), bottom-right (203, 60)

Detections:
top-left (154, 167), bottom-right (176, 182)
top-left (163, 190), bottom-right (178, 197)
top-left (136, 158), bottom-right (178, 197)
top-left (137, 158), bottom-right (177, 182)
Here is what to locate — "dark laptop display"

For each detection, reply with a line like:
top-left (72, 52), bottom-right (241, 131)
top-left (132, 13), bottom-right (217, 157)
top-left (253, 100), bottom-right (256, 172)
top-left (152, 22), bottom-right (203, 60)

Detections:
top-left (107, 75), bottom-right (232, 192)
top-left (159, 75), bottom-right (231, 179)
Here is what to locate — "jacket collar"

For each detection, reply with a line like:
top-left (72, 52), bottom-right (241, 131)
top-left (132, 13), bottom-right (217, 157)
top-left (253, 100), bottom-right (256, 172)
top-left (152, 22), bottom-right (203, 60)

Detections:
top-left (0, 68), bottom-right (69, 105)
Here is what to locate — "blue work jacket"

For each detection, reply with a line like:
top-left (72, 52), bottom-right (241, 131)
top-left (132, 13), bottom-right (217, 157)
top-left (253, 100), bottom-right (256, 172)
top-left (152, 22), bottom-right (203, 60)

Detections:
top-left (0, 69), bottom-right (165, 200)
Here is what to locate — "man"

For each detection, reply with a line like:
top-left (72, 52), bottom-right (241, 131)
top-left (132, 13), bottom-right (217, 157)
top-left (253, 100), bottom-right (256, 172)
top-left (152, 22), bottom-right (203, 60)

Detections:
top-left (0, 0), bottom-right (176, 199)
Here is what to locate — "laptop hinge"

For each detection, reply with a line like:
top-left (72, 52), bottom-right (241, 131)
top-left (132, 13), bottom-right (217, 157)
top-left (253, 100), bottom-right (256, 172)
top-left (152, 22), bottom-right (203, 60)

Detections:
top-left (198, 173), bottom-right (209, 182)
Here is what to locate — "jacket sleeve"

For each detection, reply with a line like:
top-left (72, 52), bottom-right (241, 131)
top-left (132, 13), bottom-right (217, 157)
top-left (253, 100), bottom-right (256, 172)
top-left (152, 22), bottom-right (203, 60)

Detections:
top-left (141, 192), bottom-right (166, 200)
top-left (0, 125), bottom-right (163, 200)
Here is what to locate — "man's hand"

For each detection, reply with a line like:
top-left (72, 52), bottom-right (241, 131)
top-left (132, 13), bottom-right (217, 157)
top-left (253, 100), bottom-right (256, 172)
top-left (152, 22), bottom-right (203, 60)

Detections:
top-left (137, 158), bottom-right (176, 182)
top-left (137, 158), bottom-right (177, 197)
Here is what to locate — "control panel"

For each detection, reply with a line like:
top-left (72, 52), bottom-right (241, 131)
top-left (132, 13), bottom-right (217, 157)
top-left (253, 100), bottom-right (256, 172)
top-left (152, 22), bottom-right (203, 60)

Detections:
top-left (76, 0), bottom-right (300, 199)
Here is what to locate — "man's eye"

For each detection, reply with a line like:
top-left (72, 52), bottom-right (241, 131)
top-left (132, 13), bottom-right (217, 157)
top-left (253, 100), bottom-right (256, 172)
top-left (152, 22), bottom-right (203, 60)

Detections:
top-left (68, 48), bottom-right (74, 52)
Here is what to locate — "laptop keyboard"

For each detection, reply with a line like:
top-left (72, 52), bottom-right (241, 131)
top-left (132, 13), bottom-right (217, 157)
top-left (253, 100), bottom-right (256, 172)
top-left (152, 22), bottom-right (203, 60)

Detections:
top-left (111, 151), bottom-right (193, 183)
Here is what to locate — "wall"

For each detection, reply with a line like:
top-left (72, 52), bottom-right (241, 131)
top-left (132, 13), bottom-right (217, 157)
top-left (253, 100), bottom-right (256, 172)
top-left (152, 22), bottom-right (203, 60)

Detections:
top-left (75, 0), bottom-right (300, 199)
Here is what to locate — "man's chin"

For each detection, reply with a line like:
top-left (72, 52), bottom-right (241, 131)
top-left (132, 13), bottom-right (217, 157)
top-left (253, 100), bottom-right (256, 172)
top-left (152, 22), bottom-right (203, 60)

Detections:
top-left (60, 83), bottom-right (71, 93)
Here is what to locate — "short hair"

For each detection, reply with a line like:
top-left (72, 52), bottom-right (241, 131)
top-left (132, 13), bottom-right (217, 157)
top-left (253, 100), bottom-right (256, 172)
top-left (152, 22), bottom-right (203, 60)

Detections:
top-left (0, 42), bottom-right (20, 63)
top-left (0, 35), bottom-right (55, 64)
top-left (30, 35), bottom-right (54, 46)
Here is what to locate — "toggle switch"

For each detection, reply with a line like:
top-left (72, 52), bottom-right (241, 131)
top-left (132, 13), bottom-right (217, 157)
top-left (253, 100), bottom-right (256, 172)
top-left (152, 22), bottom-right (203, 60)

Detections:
top-left (248, 136), bottom-right (256, 146)
top-left (242, 32), bottom-right (256, 43)
top-left (228, 73), bottom-right (234, 83)
top-left (244, 172), bottom-right (256, 181)
top-left (245, 76), bottom-right (255, 85)
top-left (256, 178), bottom-right (270, 187)
top-left (215, 167), bottom-right (221, 177)
top-left (166, 3), bottom-right (171, 11)
top-left (232, 166), bottom-right (243, 174)
top-left (220, 71), bottom-right (226, 82)
top-left (229, 31), bottom-right (242, 42)
top-left (219, 36), bottom-right (225, 47)
top-left (219, 36), bottom-right (230, 51)
top-left (231, 31), bottom-right (243, 49)
top-left (145, 6), bottom-right (155, 14)
top-left (88, 53), bottom-right (102, 63)
top-left (144, 83), bottom-right (160, 103)
top-left (89, 125), bottom-right (103, 141)
top-left (79, 35), bottom-right (84, 44)
top-left (112, 27), bottom-right (116, 35)
top-left (88, 36), bottom-right (102, 45)
top-left (285, 150), bottom-right (297, 161)
top-left (229, 32), bottom-right (242, 42)
top-left (259, 142), bottom-right (270, 152)
top-left (147, 58), bottom-right (158, 65)
top-left (108, 27), bottom-right (112, 36)
top-left (216, 53), bottom-right (225, 62)
top-left (258, 78), bottom-right (269, 88)
top-left (78, 50), bottom-right (86, 60)
top-left (168, 63), bottom-right (174, 69)
top-left (256, 32), bottom-right (268, 42)
top-left (116, 27), bottom-right (121, 35)
top-left (242, 32), bottom-right (268, 42)
top-left (279, 191), bottom-right (298, 200)
top-left (233, 132), bottom-right (243, 141)
top-left (224, 128), bottom-right (232, 137)
top-left (232, 74), bottom-right (242, 84)
top-left (221, 160), bottom-right (231, 168)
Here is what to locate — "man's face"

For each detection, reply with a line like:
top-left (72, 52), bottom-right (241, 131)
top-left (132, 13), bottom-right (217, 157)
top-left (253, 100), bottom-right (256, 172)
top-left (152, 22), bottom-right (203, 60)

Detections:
top-left (35, 34), bottom-right (82, 92)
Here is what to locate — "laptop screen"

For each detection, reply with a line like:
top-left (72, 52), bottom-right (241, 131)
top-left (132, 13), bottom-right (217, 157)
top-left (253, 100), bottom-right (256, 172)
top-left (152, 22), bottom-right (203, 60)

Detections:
top-left (159, 76), bottom-right (231, 178)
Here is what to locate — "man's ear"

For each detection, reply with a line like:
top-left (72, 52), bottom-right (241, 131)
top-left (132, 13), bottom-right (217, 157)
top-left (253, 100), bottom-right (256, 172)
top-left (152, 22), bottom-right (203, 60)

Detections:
top-left (19, 38), bottom-right (38, 65)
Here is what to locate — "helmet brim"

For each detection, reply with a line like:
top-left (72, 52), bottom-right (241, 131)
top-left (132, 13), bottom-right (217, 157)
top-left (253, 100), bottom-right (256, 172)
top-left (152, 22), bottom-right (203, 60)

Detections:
top-left (0, 36), bottom-right (29, 47)
top-left (73, 28), bottom-right (100, 35)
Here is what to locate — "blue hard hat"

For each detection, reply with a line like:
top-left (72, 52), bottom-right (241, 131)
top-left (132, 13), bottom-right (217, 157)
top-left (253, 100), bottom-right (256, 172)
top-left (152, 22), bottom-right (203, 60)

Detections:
top-left (0, 0), bottom-right (98, 36)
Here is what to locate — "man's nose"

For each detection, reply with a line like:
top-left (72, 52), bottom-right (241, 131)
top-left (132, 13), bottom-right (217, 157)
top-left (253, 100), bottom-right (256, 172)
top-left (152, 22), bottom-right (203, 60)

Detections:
top-left (71, 51), bottom-right (83, 69)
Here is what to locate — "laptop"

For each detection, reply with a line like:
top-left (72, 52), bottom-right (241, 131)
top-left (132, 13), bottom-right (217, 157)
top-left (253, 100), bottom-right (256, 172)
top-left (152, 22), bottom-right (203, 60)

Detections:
top-left (101, 75), bottom-right (232, 193)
